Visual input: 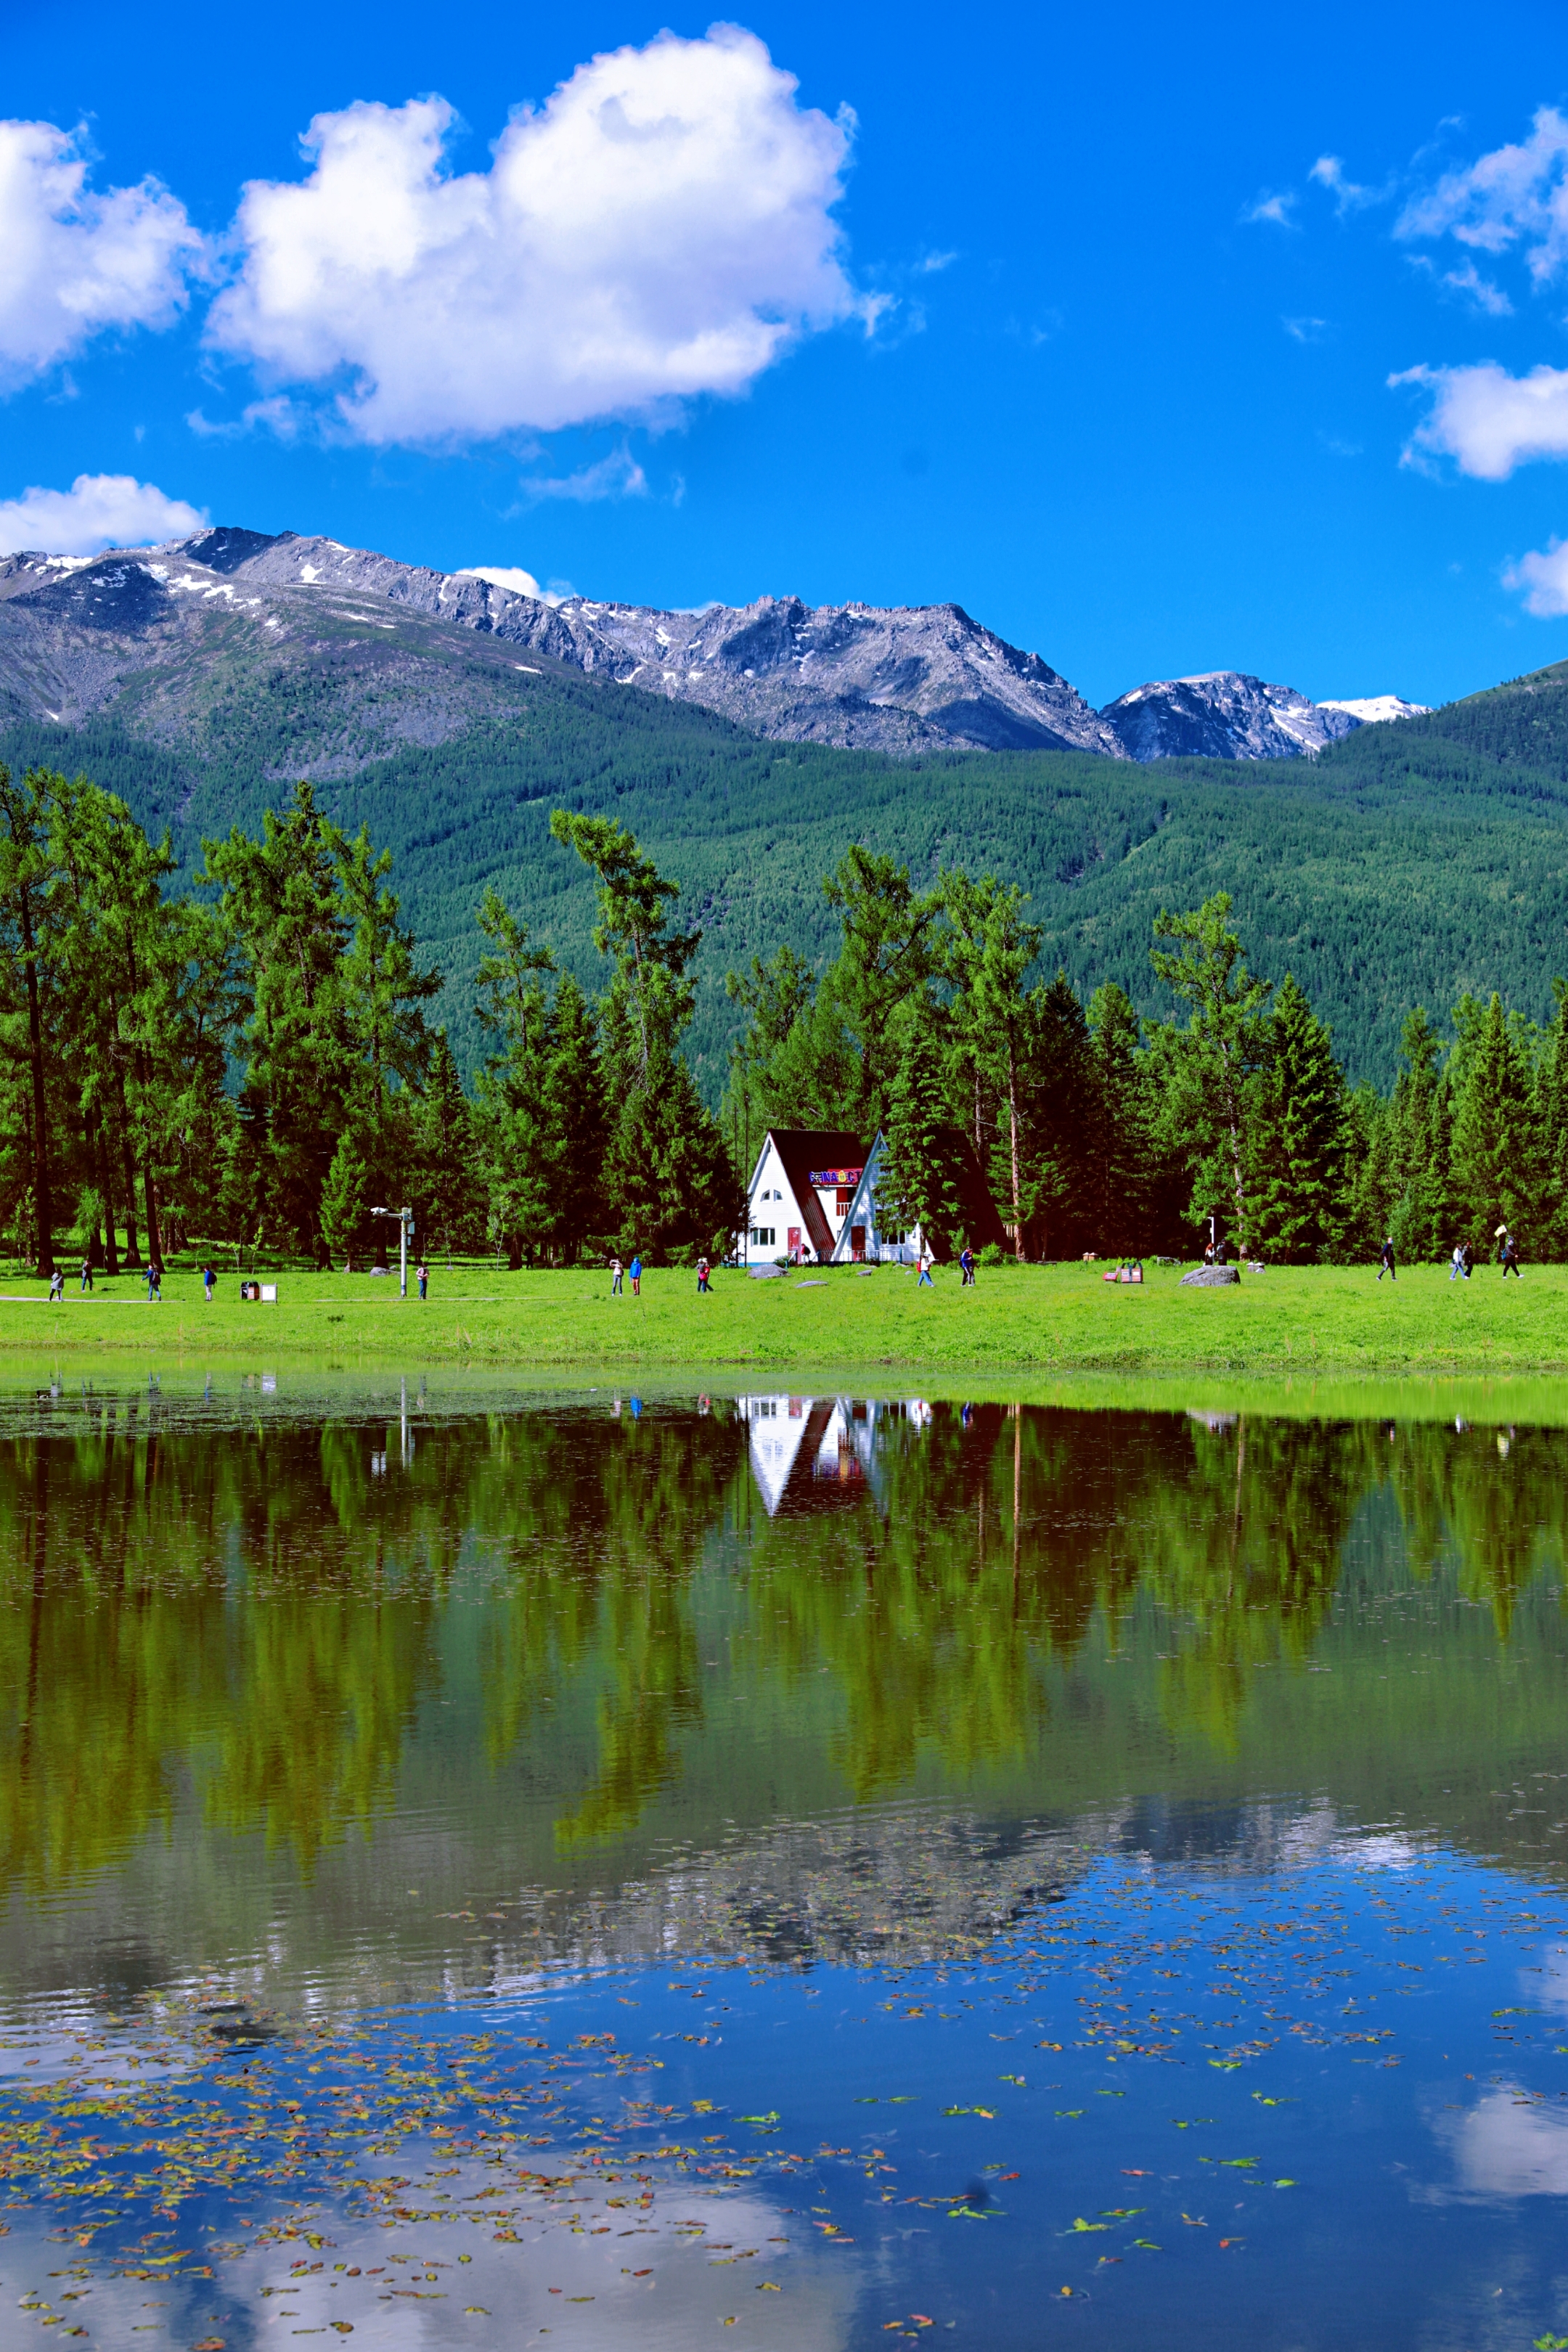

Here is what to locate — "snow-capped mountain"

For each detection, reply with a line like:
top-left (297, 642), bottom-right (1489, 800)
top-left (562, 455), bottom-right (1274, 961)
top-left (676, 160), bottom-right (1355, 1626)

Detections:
top-left (1098, 671), bottom-right (1419, 762)
top-left (0, 524), bottom-right (1422, 769)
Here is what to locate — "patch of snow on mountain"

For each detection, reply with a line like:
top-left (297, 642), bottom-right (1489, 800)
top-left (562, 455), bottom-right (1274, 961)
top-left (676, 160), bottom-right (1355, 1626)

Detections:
top-left (1318, 696), bottom-right (1430, 724)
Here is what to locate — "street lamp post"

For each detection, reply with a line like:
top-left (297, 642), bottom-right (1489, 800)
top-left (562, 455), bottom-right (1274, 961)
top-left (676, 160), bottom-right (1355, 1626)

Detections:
top-left (369, 1206), bottom-right (415, 1297)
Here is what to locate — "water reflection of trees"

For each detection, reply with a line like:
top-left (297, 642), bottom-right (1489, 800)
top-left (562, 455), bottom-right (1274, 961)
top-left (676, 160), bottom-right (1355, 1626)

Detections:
top-left (0, 1396), bottom-right (1564, 1890)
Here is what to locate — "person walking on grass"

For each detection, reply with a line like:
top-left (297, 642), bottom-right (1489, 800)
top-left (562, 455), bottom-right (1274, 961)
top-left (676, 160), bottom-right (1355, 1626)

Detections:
top-left (48, 1268), bottom-right (64, 1304)
top-left (202, 1262), bottom-right (216, 1301)
top-left (1450, 1243), bottom-right (1466, 1282)
top-left (417, 1259), bottom-right (428, 1300)
top-left (629, 1253), bottom-right (642, 1297)
top-left (146, 1260), bottom-right (162, 1303)
top-left (917, 1244), bottom-right (934, 1289)
top-left (1500, 1229), bottom-right (1523, 1279)
top-left (611, 1254), bottom-right (623, 1296)
top-left (1378, 1236), bottom-right (1396, 1283)
top-left (696, 1256), bottom-right (711, 1294)
top-left (959, 1244), bottom-right (976, 1288)
top-left (80, 1256), bottom-right (92, 1294)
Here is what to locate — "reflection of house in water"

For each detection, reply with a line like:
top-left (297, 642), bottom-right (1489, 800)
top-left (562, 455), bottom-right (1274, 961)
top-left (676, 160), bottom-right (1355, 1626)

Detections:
top-left (739, 1394), bottom-right (929, 1516)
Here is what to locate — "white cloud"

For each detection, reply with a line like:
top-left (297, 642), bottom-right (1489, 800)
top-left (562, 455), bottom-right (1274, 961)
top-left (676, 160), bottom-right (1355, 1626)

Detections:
top-left (1440, 258), bottom-right (1513, 315)
top-left (187, 393), bottom-right (305, 440)
top-left (0, 472), bottom-right (205, 556)
top-left (0, 119), bottom-right (204, 388)
top-left (1309, 153), bottom-right (1385, 214)
top-left (1506, 535), bottom-right (1568, 616)
top-left (1283, 315), bottom-right (1330, 342)
top-left (516, 447), bottom-right (650, 502)
top-left (457, 563), bottom-right (545, 597)
top-left (205, 27), bottom-right (857, 444)
top-left (1397, 106), bottom-right (1568, 284)
top-left (1242, 189), bottom-right (1297, 228)
top-left (1391, 359), bottom-right (1568, 479)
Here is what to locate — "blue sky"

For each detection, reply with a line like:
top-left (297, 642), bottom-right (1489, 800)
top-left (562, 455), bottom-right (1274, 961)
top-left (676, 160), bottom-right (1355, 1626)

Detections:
top-left (4, 0), bottom-right (1567, 709)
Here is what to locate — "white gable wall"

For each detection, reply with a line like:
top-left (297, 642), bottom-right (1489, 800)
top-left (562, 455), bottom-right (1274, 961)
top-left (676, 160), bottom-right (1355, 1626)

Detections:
top-left (743, 1133), bottom-right (811, 1265)
top-left (829, 1132), bottom-right (920, 1264)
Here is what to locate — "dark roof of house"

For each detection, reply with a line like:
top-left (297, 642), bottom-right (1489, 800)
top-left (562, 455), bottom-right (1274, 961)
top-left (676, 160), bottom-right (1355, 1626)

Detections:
top-left (763, 1128), bottom-right (865, 1259)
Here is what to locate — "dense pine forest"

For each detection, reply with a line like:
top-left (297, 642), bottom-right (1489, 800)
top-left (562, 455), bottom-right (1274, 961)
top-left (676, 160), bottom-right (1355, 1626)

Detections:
top-left (3, 721), bottom-right (1568, 1270)
top-left (4, 650), bottom-right (1568, 1111)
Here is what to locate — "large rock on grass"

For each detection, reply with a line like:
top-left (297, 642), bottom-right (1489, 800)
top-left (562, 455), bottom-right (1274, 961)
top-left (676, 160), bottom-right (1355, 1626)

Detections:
top-left (1180, 1265), bottom-right (1240, 1287)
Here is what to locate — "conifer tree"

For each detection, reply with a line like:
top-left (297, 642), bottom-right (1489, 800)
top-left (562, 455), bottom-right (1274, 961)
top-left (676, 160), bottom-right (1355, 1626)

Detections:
top-left (941, 874), bottom-right (1042, 1257)
top-left (1249, 974), bottom-right (1349, 1262)
top-left (1150, 892), bottom-right (1272, 1254)
top-left (549, 814), bottom-right (741, 1260)
top-left (1450, 990), bottom-right (1541, 1249)
top-left (1085, 981), bottom-right (1153, 1254)
top-left (416, 1034), bottom-right (487, 1256)
top-left (881, 1002), bottom-right (970, 1260)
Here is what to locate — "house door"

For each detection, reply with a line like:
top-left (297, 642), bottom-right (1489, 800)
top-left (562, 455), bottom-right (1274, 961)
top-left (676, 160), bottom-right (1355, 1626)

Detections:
top-left (787, 1225), bottom-right (801, 1262)
top-left (850, 1225), bottom-right (865, 1260)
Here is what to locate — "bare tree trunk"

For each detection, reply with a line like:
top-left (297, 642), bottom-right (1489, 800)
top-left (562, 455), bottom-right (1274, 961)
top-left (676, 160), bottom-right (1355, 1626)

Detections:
top-left (142, 1163), bottom-right (162, 1267)
top-left (115, 1097), bottom-right (142, 1267)
top-left (1008, 1044), bottom-right (1024, 1262)
top-left (18, 889), bottom-right (53, 1276)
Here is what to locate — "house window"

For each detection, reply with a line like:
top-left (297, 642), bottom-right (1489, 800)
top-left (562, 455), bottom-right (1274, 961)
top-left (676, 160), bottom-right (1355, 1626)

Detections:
top-left (750, 1227), bottom-right (776, 1247)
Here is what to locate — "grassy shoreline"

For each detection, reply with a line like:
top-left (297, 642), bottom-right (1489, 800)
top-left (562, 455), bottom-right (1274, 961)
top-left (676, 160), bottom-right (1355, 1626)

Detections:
top-left (2, 1257), bottom-right (1567, 1390)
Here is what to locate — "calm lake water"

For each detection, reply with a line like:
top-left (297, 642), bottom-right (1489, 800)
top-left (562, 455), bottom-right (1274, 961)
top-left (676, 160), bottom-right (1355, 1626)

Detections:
top-left (2, 1379), bottom-right (1568, 2350)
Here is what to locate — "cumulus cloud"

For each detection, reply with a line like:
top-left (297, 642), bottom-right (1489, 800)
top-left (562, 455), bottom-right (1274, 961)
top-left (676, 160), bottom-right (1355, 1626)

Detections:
top-left (457, 563), bottom-right (544, 597)
top-left (1397, 106), bottom-right (1568, 285)
top-left (0, 473), bottom-right (205, 557)
top-left (1506, 536), bottom-right (1568, 617)
top-left (205, 27), bottom-right (857, 444)
top-left (1391, 359), bottom-right (1568, 479)
top-left (0, 120), bottom-right (204, 388)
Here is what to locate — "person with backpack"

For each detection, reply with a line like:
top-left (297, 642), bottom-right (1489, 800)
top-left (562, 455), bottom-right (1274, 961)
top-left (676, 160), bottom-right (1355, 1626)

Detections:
top-left (959, 1244), bottom-right (976, 1287)
top-left (1500, 1230), bottom-right (1523, 1279)
top-left (917, 1244), bottom-right (934, 1289)
top-left (202, 1262), bottom-right (216, 1301)
top-left (696, 1257), bottom-right (711, 1294)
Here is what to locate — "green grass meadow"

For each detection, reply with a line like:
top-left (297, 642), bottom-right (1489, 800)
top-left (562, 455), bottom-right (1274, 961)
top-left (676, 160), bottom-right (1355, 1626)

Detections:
top-left (4, 1257), bottom-right (1567, 1408)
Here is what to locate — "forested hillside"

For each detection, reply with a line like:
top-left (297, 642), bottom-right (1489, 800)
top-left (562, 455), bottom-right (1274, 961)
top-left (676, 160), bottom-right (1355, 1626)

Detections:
top-left (6, 651), bottom-right (1568, 1103)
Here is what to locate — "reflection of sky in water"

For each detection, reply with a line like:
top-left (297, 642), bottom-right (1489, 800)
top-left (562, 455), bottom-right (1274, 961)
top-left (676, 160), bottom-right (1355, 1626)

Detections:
top-left (4, 1389), bottom-right (1568, 2345)
top-left (4, 1854), bottom-right (1568, 2348)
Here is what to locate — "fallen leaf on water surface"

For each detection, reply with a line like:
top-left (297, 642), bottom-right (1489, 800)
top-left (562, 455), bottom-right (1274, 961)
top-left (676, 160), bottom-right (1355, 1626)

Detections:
top-left (1273, 2179), bottom-right (1298, 2189)
top-left (1219, 2237), bottom-right (1245, 2250)
top-left (1067, 2219), bottom-right (1108, 2232)
top-left (1180, 2215), bottom-right (1206, 2227)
